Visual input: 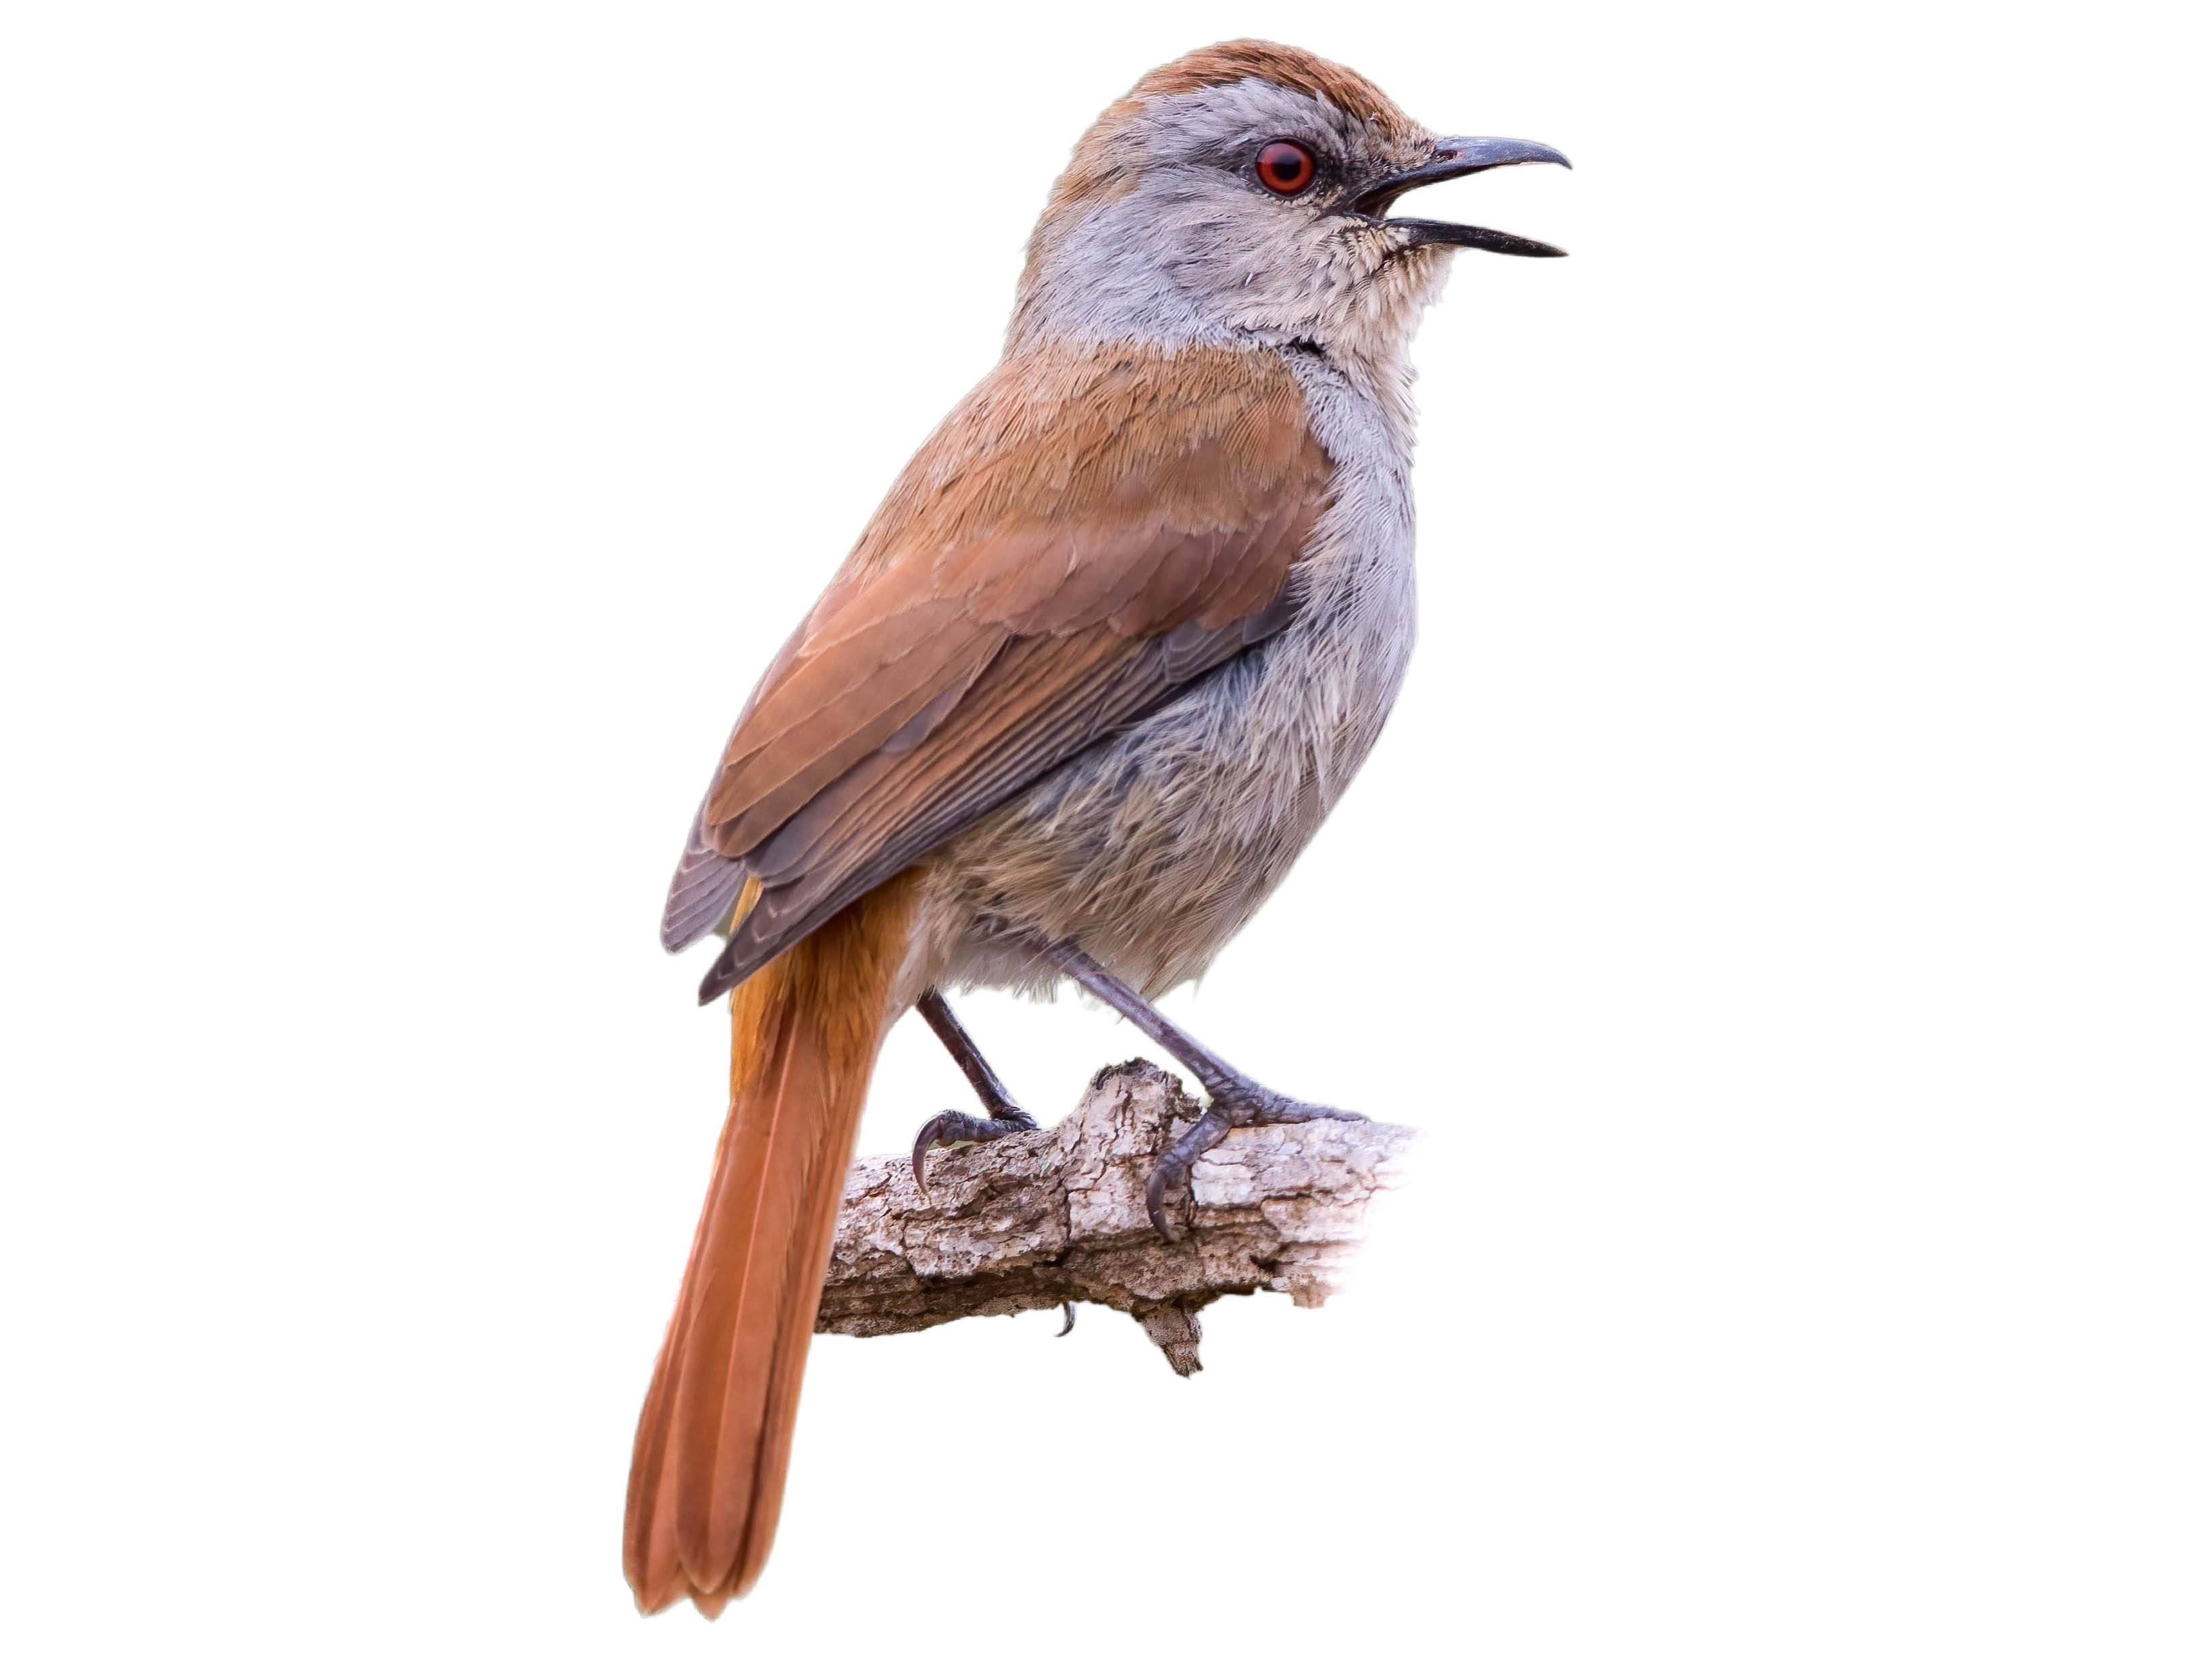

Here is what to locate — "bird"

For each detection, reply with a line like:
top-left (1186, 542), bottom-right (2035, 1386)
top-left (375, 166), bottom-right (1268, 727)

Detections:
top-left (624, 39), bottom-right (1567, 1616)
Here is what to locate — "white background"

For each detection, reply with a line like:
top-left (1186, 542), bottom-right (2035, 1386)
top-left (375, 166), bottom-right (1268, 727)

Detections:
top-left (4, 3), bottom-right (2206, 1654)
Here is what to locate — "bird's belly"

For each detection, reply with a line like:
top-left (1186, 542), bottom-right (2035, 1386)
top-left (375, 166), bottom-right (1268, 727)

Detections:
top-left (923, 579), bottom-right (1414, 999)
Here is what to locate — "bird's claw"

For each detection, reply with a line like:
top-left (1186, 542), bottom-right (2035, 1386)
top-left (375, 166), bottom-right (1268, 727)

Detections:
top-left (1145, 1085), bottom-right (1365, 1243)
top-left (909, 1106), bottom-right (1040, 1197)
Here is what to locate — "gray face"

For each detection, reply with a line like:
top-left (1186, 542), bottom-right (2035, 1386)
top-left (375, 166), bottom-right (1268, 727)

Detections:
top-left (1018, 80), bottom-right (1444, 365)
top-left (1013, 78), bottom-right (1569, 379)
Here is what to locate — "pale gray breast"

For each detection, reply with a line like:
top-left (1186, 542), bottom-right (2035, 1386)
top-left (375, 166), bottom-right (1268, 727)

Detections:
top-left (928, 347), bottom-right (1420, 998)
top-left (1272, 345), bottom-right (1420, 801)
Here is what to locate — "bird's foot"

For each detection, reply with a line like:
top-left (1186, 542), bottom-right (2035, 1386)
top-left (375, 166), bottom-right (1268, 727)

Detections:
top-left (910, 1105), bottom-right (1042, 1197)
top-left (1147, 1081), bottom-right (1365, 1243)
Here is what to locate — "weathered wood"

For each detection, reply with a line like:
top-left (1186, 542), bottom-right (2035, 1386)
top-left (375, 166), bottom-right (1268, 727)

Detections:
top-left (817, 1060), bottom-right (1413, 1373)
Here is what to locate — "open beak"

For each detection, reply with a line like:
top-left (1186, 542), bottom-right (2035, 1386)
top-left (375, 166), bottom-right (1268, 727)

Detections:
top-left (1352, 135), bottom-right (1571, 257)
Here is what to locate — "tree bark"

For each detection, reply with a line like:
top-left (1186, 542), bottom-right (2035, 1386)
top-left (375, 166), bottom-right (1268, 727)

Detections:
top-left (816, 1060), bottom-right (1413, 1375)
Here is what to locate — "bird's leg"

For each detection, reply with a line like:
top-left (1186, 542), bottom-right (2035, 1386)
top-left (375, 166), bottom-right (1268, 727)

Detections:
top-left (910, 988), bottom-right (1040, 1195)
top-left (1041, 941), bottom-right (1365, 1241)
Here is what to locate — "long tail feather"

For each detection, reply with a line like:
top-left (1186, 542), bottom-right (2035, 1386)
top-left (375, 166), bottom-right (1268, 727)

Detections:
top-left (624, 876), bottom-right (916, 1614)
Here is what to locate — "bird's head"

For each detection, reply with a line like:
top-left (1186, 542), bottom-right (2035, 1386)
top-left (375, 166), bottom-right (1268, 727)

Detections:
top-left (1011, 41), bottom-right (1568, 379)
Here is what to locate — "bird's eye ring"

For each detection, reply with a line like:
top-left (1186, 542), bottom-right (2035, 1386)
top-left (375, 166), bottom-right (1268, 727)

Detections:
top-left (1255, 140), bottom-right (1316, 196)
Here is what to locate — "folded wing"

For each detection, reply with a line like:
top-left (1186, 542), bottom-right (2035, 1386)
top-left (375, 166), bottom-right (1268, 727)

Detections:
top-left (663, 342), bottom-right (1333, 999)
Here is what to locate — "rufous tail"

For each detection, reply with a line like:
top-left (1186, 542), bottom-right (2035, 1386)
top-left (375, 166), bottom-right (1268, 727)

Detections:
top-left (623, 878), bottom-right (915, 1616)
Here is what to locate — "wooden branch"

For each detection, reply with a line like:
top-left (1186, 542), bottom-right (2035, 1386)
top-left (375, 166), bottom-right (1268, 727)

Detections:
top-left (816, 1060), bottom-right (1414, 1375)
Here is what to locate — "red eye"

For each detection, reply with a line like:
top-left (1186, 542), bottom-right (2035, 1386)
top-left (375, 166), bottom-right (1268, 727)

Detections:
top-left (1255, 140), bottom-right (1315, 195)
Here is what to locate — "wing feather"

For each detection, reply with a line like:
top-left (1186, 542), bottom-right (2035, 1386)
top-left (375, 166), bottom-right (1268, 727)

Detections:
top-left (662, 341), bottom-right (1332, 987)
